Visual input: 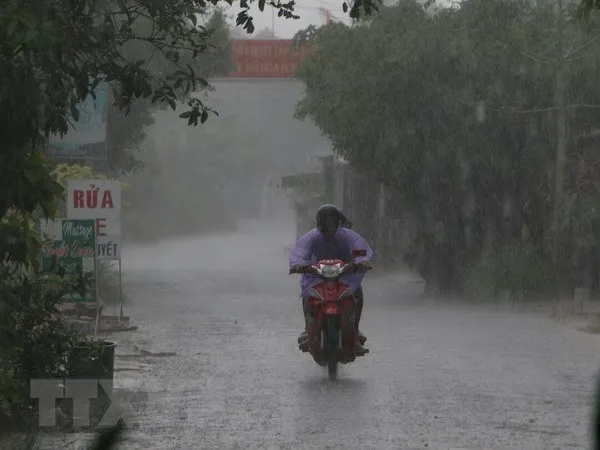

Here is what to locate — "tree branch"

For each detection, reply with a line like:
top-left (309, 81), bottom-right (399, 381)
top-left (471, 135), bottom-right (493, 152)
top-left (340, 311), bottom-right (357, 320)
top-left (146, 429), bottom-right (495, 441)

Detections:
top-left (508, 42), bottom-right (554, 65)
top-left (564, 33), bottom-right (600, 59)
top-left (423, 80), bottom-right (600, 116)
top-left (566, 46), bottom-right (600, 62)
top-left (520, 49), bottom-right (554, 65)
top-left (566, 103), bottom-right (600, 109)
top-left (510, 104), bottom-right (600, 114)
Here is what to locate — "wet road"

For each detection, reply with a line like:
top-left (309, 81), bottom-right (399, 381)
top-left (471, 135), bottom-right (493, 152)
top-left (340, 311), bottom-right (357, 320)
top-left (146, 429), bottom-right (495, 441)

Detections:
top-left (45, 220), bottom-right (599, 449)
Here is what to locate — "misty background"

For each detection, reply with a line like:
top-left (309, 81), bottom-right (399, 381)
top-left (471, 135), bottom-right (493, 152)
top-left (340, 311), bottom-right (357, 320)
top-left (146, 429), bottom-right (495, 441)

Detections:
top-left (121, 79), bottom-right (330, 241)
top-left (116, 0), bottom-right (448, 243)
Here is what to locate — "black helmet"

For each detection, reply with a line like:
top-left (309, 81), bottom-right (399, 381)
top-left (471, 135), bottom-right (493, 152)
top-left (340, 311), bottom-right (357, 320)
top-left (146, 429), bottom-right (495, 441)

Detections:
top-left (316, 204), bottom-right (343, 236)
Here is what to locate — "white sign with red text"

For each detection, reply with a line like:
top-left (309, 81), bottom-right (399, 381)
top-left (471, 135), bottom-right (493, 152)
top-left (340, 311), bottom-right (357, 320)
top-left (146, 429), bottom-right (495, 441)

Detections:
top-left (67, 180), bottom-right (121, 260)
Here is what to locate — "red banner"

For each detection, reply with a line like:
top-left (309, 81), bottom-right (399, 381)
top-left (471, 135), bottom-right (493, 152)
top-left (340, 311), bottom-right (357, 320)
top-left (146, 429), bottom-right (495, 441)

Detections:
top-left (228, 40), bottom-right (310, 79)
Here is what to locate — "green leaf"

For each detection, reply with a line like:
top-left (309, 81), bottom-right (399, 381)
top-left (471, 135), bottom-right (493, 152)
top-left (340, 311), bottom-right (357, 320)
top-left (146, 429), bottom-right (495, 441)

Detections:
top-left (23, 169), bottom-right (38, 187)
top-left (142, 83), bottom-right (152, 99)
top-left (23, 28), bottom-right (38, 43)
top-left (70, 102), bottom-right (80, 122)
top-left (7, 19), bottom-right (18, 36)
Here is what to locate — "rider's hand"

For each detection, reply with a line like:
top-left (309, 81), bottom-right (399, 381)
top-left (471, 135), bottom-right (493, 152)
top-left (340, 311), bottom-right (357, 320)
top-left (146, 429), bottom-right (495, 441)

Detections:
top-left (356, 262), bottom-right (373, 272)
top-left (289, 264), bottom-right (310, 274)
top-left (343, 262), bottom-right (372, 274)
top-left (342, 263), bottom-right (357, 274)
top-left (358, 261), bottom-right (373, 272)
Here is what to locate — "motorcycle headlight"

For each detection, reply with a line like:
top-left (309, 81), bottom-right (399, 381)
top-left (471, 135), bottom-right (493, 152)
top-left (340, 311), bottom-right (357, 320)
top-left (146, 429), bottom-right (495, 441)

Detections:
top-left (320, 265), bottom-right (341, 278)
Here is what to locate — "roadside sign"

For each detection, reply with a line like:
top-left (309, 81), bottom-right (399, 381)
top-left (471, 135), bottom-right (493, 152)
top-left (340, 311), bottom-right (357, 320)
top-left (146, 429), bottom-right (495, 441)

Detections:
top-left (67, 180), bottom-right (121, 260)
top-left (46, 82), bottom-right (108, 160)
top-left (228, 40), bottom-right (309, 79)
top-left (40, 219), bottom-right (97, 303)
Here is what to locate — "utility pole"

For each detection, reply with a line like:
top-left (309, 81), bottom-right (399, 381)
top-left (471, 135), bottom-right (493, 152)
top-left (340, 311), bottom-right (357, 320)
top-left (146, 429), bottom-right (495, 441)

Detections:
top-left (319, 7), bottom-right (332, 25)
top-left (271, 7), bottom-right (275, 37)
top-left (552, 0), bottom-right (568, 260)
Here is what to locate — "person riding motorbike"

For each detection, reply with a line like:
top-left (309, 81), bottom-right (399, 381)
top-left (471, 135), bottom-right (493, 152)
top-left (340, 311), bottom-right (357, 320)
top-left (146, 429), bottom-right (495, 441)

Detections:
top-left (289, 204), bottom-right (372, 355)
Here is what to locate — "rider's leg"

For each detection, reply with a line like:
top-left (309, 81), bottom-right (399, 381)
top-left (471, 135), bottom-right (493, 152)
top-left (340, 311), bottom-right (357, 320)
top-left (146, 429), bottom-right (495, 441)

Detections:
top-left (353, 287), bottom-right (367, 353)
top-left (302, 294), bottom-right (309, 318)
top-left (298, 296), bottom-right (309, 343)
top-left (355, 287), bottom-right (364, 330)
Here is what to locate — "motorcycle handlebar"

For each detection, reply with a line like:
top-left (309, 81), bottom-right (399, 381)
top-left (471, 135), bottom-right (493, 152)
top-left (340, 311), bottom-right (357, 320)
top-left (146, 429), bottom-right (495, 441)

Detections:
top-left (289, 262), bottom-right (373, 275)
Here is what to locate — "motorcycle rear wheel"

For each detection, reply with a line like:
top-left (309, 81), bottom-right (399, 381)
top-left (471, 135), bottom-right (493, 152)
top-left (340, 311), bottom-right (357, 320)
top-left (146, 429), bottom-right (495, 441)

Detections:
top-left (325, 316), bottom-right (339, 380)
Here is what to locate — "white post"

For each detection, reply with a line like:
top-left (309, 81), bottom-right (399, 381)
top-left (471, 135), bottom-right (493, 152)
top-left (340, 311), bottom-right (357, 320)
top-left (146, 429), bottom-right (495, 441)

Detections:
top-left (94, 306), bottom-right (100, 335)
top-left (333, 159), bottom-right (345, 209)
top-left (94, 246), bottom-right (100, 335)
top-left (377, 184), bottom-right (386, 220)
top-left (377, 184), bottom-right (386, 259)
top-left (118, 259), bottom-right (123, 323)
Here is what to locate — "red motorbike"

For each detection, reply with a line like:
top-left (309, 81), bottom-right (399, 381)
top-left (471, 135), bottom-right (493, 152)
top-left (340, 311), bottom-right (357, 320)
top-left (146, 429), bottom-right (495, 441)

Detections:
top-left (290, 253), bottom-right (371, 380)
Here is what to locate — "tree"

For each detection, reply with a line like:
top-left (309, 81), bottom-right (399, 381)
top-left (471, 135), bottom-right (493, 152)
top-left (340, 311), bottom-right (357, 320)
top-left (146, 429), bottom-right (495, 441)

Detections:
top-left (295, 0), bottom-right (600, 295)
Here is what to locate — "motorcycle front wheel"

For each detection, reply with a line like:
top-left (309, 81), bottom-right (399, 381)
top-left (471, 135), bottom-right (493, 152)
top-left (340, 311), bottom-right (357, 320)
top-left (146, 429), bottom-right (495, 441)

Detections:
top-left (325, 315), bottom-right (340, 381)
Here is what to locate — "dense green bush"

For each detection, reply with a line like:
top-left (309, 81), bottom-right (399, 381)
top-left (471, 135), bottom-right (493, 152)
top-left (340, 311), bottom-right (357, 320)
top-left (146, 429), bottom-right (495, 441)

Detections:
top-left (463, 242), bottom-right (557, 301)
top-left (294, 0), bottom-right (600, 297)
top-left (0, 262), bottom-right (99, 427)
top-left (0, 206), bottom-right (106, 432)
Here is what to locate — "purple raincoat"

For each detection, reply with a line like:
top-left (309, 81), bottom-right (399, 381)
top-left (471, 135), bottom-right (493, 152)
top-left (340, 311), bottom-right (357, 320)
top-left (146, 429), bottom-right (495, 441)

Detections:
top-left (289, 227), bottom-right (373, 296)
